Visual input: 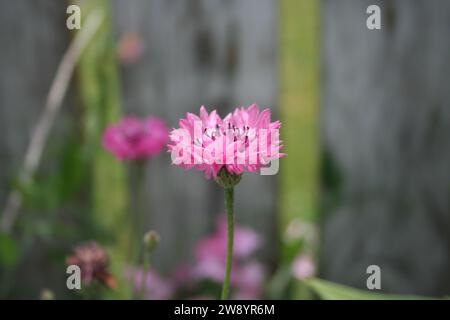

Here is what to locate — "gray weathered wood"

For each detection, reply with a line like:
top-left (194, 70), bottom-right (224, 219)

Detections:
top-left (0, 0), bottom-right (71, 201)
top-left (0, 0), bottom-right (73, 298)
top-left (321, 0), bottom-right (450, 295)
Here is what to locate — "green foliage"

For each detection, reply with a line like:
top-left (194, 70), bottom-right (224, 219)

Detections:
top-left (77, 0), bottom-right (128, 235)
top-left (266, 264), bottom-right (294, 299)
top-left (279, 0), bottom-right (320, 300)
top-left (18, 138), bottom-right (87, 210)
top-left (77, 0), bottom-right (131, 299)
top-left (0, 233), bottom-right (19, 269)
top-left (306, 278), bottom-right (434, 300)
top-left (282, 237), bottom-right (304, 263)
top-left (280, 0), bottom-right (320, 224)
top-left (267, 237), bottom-right (308, 299)
top-left (320, 150), bottom-right (343, 212)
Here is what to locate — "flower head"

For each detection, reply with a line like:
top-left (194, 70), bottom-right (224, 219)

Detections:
top-left (168, 104), bottom-right (285, 179)
top-left (66, 241), bottom-right (116, 288)
top-left (143, 230), bottom-right (160, 252)
top-left (103, 116), bottom-right (169, 161)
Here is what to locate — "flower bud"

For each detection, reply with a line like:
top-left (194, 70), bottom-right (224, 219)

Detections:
top-left (40, 288), bottom-right (55, 300)
top-left (143, 230), bottom-right (160, 252)
top-left (215, 168), bottom-right (242, 189)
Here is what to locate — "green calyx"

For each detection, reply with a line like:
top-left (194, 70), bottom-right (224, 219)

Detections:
top-left (215, 167), bottom-right (242, 189)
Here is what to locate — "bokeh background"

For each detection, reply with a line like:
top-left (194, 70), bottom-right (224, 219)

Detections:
top-left (0, 0), bottom-right (449, 299)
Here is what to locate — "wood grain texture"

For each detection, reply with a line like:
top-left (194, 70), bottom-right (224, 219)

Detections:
top-left (0, 0), bottom-right (71, 204)
top-left (0, 0), bottom-right (74, 298)
top-left (320, 0), bottom-right (450, 295)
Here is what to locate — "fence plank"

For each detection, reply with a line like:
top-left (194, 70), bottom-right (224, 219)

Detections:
top-left (321, 0), bottom-right (450, 295)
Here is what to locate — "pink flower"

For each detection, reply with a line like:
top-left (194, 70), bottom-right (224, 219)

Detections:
top-left (192, 255), bottom-right (232, 283)
top-left (103, 116), bottom-right (169, 161)
top-left (193, 215), bottom-right (262, 283)
top-left (195, 216), bottom-right (261, 262)
top-left (168, 104), bottom-right (285, 179)
top-left (66, 241), bottom-right (116, 289)
top-left (292, 254), bottom-right (316, 280)
top-left (125, 267), bottom-right (174, 300)
top-left (233, 262), bottom-right (265, 299)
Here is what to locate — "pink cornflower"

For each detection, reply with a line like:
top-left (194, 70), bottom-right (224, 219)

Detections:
top-left (168, 104), bottom-right (283, 300)
top-left (103, 116), bottom-right (169, 161)
top-left (168, 104), bottom-right (285, 179)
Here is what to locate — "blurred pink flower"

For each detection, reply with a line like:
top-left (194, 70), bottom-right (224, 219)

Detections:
top-left (66, 241), bottom-right (116, 289)
top-left (195, 216), bottom-right (261, 262)
top-left (168, 104), bottom-right (285, 179)
top-left (233, 261), bottom-right (265, 299)
top-left (126, 267), bottom-right (174, 300)
top-left (219, 216), bottom-right (261, 258)
top-left (123, 218), bottom-right (266, 299)
top-left (192, 255), bottom-right (233, 283)
top-left (103, 116), bottom-right (169, 161)
top-left (193, 215), bottom-right (262, 283)
top-left (292, 254), bottom-right (316, 280)
top-left (118, 32), bottom-right (144, 64)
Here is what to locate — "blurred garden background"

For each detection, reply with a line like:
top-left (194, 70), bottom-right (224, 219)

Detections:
top-left (0, 0), bottom-right (449, 299)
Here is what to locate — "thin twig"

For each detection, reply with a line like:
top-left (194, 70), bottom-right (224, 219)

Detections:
top-left (1, 11), bottom-right (104, 233)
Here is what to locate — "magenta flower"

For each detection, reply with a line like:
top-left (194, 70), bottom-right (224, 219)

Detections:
top-left (103, 116), bottom-right (169, 161)
top-left (168, 104), bottom-right (285, 179)
top-left (169, 104), bottom-right (284, 299)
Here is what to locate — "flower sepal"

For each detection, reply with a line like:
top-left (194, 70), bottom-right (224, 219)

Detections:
top-left (215, 167), bottom-right (242, 189)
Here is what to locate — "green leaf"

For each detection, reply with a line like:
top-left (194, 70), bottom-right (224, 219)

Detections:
top-left (18, 137), bottom-right (87, 211)
top-left (266, 264), bottom-right (293, 299)
top-left (305, 278), bottom-right (434, 300)
top-left (0, 233), bottom-right (19, 268)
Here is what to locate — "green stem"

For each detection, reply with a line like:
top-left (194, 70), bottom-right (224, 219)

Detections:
top-left (133, 161), bottom-right (148, 300)
top-left (221, 187), bottom-right (234, 300)
top-left (133, 161), bottom-right (146, 260)
top-left (140, 251), bottom-right (151, 300)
